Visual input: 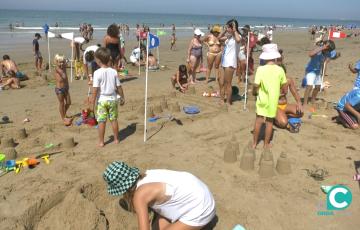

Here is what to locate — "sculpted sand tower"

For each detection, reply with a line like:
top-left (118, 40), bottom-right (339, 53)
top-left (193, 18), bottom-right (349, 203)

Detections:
top-left (259, 149), bottom-right (275, 178)
top-left (276, 153), bottom-right (292, 175)
top-left (1, 138), bottom-right (16, 148)
top-left (224, 142), bottom-right (237, 163)
top-left (63, 137), bottom-right (75, 148)
top-left (240, 143), bottom-right (255, 171)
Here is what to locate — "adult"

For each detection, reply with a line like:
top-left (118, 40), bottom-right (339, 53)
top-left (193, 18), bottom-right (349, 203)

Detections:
top-left (266, 27), bottom-right (273, 42)
top-left (275, 78), bottom-right (304, 130)
top-left (187, 28), bottom-right (204, 84)
top-left (0, 70), bottom-right (20, 89)
top-left (218, 19), bottom-right (241, 105)
top-left (103, 24), bottom-right (122, 70)
top-left (33, 33), bottom-right (43, 72)
top-left (203, 25), bottom-right (222, 83)
top-left (335, 88), bottom-right (360, 129)
top-left (1, 55), bottom-right (28, 80)
top-left (103, 161), bottom-right (216, 230)
top-left (43, 23), bottom-right (49, 39)
top-left (303, 39), bottom-right (337, 105)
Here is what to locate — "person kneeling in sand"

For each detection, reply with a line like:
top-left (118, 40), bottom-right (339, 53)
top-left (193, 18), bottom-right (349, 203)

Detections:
top-left (129, 45), bottom-right (145, 67)
top-left (103, 161), bottom-right (216, 230)
top-left (335, 88), bottom-right (360, 129)
top-left (54, 54), bottom-right (72, 126)
top-left (1, 55), bottom-right (28, 81)
top-left (275, 78), bottom-right (304, 132)
top-left (170, 64), bottom-right (189, 93)
top-left (0, 70), bottom-right (20, 89)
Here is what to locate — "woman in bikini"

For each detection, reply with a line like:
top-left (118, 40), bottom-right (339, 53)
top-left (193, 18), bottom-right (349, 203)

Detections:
top-left (170, 64), bottom-right (189, 93)
top-left (103, 24), bottom-right (122, 70)
top-left (54, 54), bottom-right (72, 126)
top-left (187, 28), bottom-right (204, 84)
top-left (203, 25), bottom-right (222, 83)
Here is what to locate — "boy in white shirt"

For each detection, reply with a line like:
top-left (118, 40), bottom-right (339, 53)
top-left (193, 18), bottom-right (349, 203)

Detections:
top-left (91, 47), bottom-right (125, 147)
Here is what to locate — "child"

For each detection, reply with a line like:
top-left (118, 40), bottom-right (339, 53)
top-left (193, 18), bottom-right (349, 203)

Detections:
top-left (170, 33), bottom-right (176, 50)
top-left (348, 60), bottom-right (360, 89)
top-left (91, 47), bottom-right (125, 147)
top-left (33, 33), bottom-right (43, 72)
top-left (54, 54), bottom-right (72, 126)
top-left (103, 161), bottom-right (216, 230)
top-left (252, 44), bottom-right (287, 149)
top-left (170, 65), bottom-right (189, 93)
top-left (335, 88), bottom-right (360, 129)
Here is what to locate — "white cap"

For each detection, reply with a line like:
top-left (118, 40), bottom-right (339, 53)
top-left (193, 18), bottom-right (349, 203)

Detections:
top-left (194, 28), bottom-right (204, 36)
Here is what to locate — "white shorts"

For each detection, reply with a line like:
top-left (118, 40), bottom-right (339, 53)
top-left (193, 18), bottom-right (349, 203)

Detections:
top-left (305, 72), bottom-right (322, 86)
top-left (129, 55), bottom-right (137, 63)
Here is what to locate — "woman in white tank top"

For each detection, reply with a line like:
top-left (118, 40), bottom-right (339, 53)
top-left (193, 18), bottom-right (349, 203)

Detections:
top-left (103, 161), bottom-right (216, 230)
top-left (219, 19), bottom-right (241, 105)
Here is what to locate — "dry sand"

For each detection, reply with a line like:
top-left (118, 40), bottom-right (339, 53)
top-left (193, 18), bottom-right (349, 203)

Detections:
top-left (0, 31), bottom-right (360, 230)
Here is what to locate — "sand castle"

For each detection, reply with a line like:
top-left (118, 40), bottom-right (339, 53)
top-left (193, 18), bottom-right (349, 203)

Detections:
top-left (240, 143), bottom-right (255, 171)
top-left (223, 142), bottom-right (237, 163)
top-left (275, 153), bottom-right (291, 175)
top-left (258, 149), bottom-right (275, 178)
top-left (1, 137), bottom-right (16, 148)
top-left (62, 137), bottom-right (75, 148)
top-left (170, 102), bottom-right (181, 113)
top-left (15, 128), bottom-right (27, 139)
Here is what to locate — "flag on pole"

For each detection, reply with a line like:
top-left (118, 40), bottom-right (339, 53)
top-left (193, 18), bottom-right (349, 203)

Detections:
top-left (329, 30), bottom-right (347, 39)
top-left (148, 33), bottom-right (160, 49)
top-left (61, 32), bottom-right (74, 40)
top-left (48, 31), bottom-right (56, 38)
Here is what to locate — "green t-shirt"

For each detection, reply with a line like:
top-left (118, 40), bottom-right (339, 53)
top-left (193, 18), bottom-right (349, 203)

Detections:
top-left (254, 64), bottom-right (287, 118)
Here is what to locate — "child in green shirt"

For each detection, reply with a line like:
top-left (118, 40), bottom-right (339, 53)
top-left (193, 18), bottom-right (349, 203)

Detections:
top-left (252, 44), bottom-right (287, 149)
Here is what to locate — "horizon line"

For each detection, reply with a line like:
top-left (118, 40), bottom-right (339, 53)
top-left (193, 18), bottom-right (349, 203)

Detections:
top-left (1, 8), bottom-right (360, 22)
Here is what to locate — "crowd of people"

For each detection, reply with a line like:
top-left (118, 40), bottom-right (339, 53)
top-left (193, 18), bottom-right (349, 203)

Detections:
top-left (2, 20), bottom-right (360, 230)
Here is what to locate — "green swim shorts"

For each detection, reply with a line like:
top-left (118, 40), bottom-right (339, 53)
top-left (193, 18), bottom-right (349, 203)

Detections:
top-left (96, 100), bottom-right (118, 123)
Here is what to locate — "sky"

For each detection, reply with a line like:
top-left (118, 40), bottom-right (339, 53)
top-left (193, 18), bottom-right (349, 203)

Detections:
top-left (2, 0), bottom-right (360, 20)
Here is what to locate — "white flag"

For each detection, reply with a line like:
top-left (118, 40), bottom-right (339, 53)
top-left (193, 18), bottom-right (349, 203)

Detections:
top-left (61, 32), bottom-right (74, 40)
top-left (74, 36), bottom-right (85, 44)
top-left (48, 31), bottom-right (56, 38)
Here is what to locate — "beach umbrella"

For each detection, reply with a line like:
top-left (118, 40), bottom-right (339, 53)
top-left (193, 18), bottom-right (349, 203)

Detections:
top-left (47, 31), bottom-right (56, 73)
top-left (61, 32), bottom-right (74, 82)
top-left (143, 33), bottom-right (160, 142)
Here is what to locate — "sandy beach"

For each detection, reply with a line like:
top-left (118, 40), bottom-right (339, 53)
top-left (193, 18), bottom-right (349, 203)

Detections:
top-left (0, 30), bottom-right (360, 230)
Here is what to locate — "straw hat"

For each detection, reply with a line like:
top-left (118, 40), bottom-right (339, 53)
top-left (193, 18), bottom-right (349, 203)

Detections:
top-left (194, 28), bottom-right (205, 36)
top-left (211, 25), bottom-right (221, 33)
top-left (103, 161), bottom-right (140, 196)
top-left (259, 44), bottom-right (281, 60)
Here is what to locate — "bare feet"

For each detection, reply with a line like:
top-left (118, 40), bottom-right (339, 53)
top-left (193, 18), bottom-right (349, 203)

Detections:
top-left (264, 143), bottom-right (273, 149)
top-left (114, 139), bottom-right (119, 144)
top-left (98, 142), bottom-right (105, 147)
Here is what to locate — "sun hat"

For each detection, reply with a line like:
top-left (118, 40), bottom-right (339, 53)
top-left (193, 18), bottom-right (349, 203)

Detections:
top-left (211, 25), bottom-right (221, 33)
top-left (259, 43), bottom-right (281, 60)
top-left (194, 28), bottom-right (205, 36)
top-left (103, 161), bottom-right (140, 196)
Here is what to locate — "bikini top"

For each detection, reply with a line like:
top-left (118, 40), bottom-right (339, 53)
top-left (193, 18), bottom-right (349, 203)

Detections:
top-left (208, 40), bottom-right (221, 46)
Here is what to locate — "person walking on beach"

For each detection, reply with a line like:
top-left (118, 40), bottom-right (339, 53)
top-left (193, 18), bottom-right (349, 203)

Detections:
top-left (170, 33), bottom-right (177, 51)
top-left (91, 47), bottom-right (125, 147)
top-left (33, 33), bottom-right (43, 72)
top-left (103, 161), bottom-right (216, 230)
top-left (54, 54), bottom-right (72, 126)
top-left (218, 19), bottom-right (241, 105)
top-left (252, 44), bottom-right (287, 149)
top-left (187, 28), bottom-right (204, 84)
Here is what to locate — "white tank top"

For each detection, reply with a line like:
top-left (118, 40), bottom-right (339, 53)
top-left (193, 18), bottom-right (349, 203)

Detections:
top-left (136, 169), bottom-right (215, 224)
top-left (222, 36), bottom-right (240, 68)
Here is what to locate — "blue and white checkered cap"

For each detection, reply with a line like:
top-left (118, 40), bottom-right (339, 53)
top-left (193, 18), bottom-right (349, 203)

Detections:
top-left (103, 161), bottom-right (140, 196)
